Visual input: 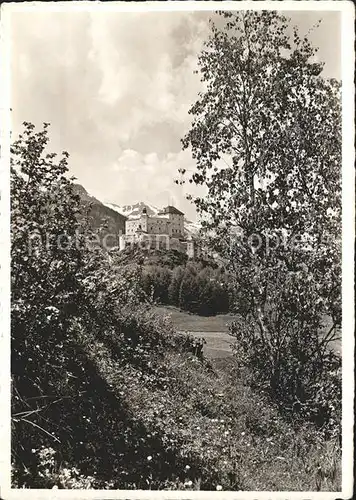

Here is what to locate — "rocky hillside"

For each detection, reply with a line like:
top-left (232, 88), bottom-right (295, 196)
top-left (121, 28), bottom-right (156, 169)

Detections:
top-left (72, 184), bottom-right (126, 247)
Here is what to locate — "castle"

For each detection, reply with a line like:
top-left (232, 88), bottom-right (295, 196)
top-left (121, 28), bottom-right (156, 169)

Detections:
top-left (119, 205), bottom-right (197, 258)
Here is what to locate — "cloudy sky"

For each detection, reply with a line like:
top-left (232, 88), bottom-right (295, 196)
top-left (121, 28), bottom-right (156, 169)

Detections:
top-left (10, 7), bottom-right (340, 221)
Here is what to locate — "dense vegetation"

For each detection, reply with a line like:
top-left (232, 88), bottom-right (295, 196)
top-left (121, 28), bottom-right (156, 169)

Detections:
top-left (11, 123), bottom-right (341, 491)
top-left (141, 261), bottom-right (231, 316)
top-left (118, 247), bottom-right (233, 316)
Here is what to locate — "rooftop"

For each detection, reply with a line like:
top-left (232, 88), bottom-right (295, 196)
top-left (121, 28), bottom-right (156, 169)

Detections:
top-left (158, 205), bottom-right (184, 216)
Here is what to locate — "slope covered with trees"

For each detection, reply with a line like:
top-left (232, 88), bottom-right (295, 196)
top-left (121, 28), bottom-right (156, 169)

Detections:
top-left (117, 247), bottom-right (233, 316)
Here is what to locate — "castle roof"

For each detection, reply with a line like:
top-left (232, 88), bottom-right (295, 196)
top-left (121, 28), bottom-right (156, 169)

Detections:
top-left (158, 205), bottom-right (184, 216)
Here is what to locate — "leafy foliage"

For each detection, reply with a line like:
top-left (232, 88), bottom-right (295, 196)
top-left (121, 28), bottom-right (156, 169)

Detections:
top-left (11, 123), bottom-right (214, 489)
top-left (181, 11), bottom-right (341, 431)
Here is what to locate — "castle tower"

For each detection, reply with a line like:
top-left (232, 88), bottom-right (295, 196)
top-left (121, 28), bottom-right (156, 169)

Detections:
top-left (186, 235), bottom-right (194, 259)
top-left (157, 205), bottom-right (184, 236)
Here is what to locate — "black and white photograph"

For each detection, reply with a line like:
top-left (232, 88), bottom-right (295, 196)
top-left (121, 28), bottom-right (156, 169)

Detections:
top-left (0, 1), bottom-right (354, 497)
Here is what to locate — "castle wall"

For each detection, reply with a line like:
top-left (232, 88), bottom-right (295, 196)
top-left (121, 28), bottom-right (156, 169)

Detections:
top-left (126, 218), bottom-right (142, 235)
top-left (125, 215), bottom-right (169, 235)
top-left (167, 213), bottom-right (184, 236)
top-left (146, 216), bottom-right (169, 234)
top-left (119, 234), bottom-right (126, 251)
top-left (187, 241), bottom-right (194, 259)
top-left (121, 233), bottom-right (170, 250)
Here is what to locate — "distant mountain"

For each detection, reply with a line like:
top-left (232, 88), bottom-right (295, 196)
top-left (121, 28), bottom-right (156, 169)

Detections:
top-left (72, 184), bottom-right (126, 247)
top-left (103, 201), bottom-right (201, 236)
top-left (104, 201), bottom-right (160, 219)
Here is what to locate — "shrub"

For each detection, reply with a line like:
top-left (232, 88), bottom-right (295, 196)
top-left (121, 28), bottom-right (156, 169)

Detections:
top-left (141, 265), bottom-right (172, 304)
top-left (178, 269), bottom-right (201, 313)
top-left (229, 266), bottom-right (341, 438)
top-left (178, 266), bottom-right (230, 316)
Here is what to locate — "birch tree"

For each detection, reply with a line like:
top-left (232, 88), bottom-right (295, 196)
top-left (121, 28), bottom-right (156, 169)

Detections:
top-left (181, 11), bottom-right (341, 429)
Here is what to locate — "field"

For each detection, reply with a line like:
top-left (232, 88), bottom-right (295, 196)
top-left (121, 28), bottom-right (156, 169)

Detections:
top-left (155, 306), bottom-right (342, 359)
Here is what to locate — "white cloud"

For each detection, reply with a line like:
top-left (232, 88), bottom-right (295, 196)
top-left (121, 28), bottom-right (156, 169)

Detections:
top-left (9, 9), bottom-right (340, 223)
top-left (103, 148), bottom-right (204, 220)
top-left (85, 11), bottom-right (209, 143)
